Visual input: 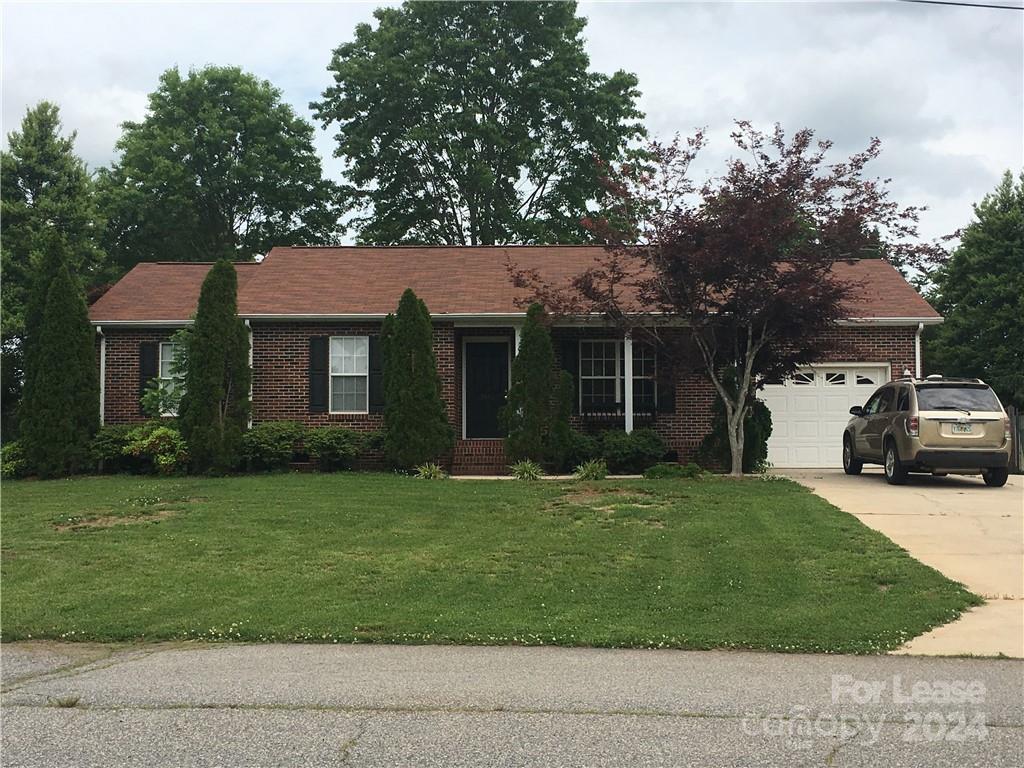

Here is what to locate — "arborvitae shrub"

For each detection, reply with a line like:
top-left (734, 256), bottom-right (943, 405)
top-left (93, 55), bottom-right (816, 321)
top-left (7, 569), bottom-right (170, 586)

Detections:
top-left (381, 289), bottom-right (453, 469)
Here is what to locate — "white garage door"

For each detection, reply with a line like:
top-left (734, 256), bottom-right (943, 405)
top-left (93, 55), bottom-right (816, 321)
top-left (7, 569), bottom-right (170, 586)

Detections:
top-left (761, 365), bottom-right (889, 468)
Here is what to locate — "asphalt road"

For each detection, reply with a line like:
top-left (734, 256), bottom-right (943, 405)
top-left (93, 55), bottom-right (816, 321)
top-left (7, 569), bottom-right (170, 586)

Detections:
top-left (2, 642), bottom-right (1022, 767)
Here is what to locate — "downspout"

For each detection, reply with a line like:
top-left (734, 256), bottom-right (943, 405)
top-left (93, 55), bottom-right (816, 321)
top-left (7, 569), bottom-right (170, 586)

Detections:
top-left (245, 319), bottom-right (254, 428)
top-left (915, 322), bottom-right (924, 378)
top-left (97, 326), bottom-right (106, 426)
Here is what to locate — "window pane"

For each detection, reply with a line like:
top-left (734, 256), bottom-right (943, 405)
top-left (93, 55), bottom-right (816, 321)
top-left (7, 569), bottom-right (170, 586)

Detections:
top-left (160, 343), bottom-right (177, 378)
top-left (633, 344), bottom-right (655, 378)
top-left (331, 375), bottom-right (367, 412)
top-left (331, 336), bottom-right (369, 375)
top-left (634, 379), bottom-right (656, 410)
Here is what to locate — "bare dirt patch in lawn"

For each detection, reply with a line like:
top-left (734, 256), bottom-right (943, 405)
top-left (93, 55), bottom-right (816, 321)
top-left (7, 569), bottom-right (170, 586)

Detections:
top-left (54, 509), bottom-right (180, 532)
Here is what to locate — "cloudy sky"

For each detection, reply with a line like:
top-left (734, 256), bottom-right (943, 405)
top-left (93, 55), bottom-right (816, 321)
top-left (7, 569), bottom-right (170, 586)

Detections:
top-left (3, 1), bottom-right (1021, 244)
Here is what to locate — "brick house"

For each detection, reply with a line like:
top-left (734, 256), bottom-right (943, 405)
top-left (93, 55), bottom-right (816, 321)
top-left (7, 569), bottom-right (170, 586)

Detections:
top-left (88, 246), bottom-right (941, 473)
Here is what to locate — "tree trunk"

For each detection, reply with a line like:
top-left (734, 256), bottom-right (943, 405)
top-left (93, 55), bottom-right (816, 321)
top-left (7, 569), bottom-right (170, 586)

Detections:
top-left (727, 408), bottom-right (745, 477)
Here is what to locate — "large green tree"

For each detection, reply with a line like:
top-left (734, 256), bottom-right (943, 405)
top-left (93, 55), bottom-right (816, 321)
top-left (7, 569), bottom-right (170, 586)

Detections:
top-left (381, 289), bottom-right (453, 468)
top-left (98, 66), bottom-right (341, 269)
top-left (925, 171), bottom-right (1024, 407)
top-left (1, 102), bottom-right (105, 436)
top-left (312, 1), bottom-right (645, 245)
top-left (20, 259), bottom-right (99, 477)
top-left (178, 260), bottom-right (251, 473)
top-left (500, 303), bottom-right (571, 466)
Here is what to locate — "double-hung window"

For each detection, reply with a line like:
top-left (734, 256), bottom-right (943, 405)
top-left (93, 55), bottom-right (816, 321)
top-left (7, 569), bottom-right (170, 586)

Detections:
top-left (579, 340), bottom-right (619, 411)
top-left (330, 336), bottom-right (369, 413)
top-left (158, 342), bottom-right (182, 415)
top-left (631, 343), bottom-right (657, 412)
top-left (578, 340), bottom-right (656, 413)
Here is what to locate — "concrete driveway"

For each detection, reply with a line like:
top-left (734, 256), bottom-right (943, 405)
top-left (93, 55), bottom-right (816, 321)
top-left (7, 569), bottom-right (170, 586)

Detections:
top-left (785, 468), bottom-right (1023, 658)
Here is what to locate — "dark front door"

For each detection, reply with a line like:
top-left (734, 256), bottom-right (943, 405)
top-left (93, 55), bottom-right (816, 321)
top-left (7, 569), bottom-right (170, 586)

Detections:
top-left (464, 341), bottom-right (509, 438)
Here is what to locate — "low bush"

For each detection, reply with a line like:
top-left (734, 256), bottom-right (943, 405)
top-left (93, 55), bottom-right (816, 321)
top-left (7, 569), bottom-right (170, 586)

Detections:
top-left (306, 427), bottom-right (364, 472)
top-left (600, 428), bottom-right (666, 474)
top-left (365, 430), bottom-right (386, 453)
top-left (563, 429), bottom-right (600, 472)
top-left (644, 462), bottom-right (705, 479)
top-left (241, 421), bottom-right (306, 471)
top-left (90, 424), bottom-right (139, 473)
top-left (124, 421), bottom-right (189, 475)
top-left (574, 458), bottom-right (608, 481)
top-left (414, 462), bottom-right (447, 480)
top-left (509, 459), bottom-right (544, 481)
top-left (1, 441), bottom-right (28, 479)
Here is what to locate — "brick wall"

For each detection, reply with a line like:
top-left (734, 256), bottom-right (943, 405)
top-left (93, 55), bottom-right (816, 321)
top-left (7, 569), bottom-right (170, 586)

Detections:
top-left (250, 321), bottom-right (456, 432)
top-left (548, 324), bottom-right (916, 464)
top-left (99, 322), bottom-right (916, 466)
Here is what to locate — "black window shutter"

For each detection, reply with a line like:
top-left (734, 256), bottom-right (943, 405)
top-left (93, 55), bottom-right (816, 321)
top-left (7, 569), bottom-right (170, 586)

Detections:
top-left (309, 337), bottom-right (329, 413)
top-left (139, 342), bottom-right (159, 415)
top-left (657, 360), bottom-right (676, 414)
top-left (559, 339), bottom-right (579, 414)
top-left (368, 335), bottom-right (384, 414)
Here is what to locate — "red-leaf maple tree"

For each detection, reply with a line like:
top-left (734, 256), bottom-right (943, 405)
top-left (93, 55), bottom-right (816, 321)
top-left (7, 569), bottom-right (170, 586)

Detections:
top-left (511, 122), bottom-right (944, 475)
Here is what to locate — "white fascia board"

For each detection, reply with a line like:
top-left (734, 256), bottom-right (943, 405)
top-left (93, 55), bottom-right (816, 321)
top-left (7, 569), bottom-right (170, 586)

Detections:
top-left (835, 317), bottom-right (943, 327)
top-left (94, 314), bottom-right (943, 327)
top-left (89, 320), bottom-right (192, 328)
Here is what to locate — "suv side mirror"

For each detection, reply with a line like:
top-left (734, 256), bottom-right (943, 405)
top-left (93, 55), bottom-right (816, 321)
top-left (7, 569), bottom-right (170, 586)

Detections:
top-left (849, 406), bottom-right (864, 417)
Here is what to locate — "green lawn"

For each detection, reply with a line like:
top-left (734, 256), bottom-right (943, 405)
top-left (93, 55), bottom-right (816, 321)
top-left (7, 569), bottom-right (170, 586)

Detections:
top-left (0, 473), bottom-right (979, 653)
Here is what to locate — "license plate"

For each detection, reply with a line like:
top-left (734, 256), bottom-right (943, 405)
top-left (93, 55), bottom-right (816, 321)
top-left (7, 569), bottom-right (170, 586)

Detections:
top-left (952, 423), bottom-right (973, 434)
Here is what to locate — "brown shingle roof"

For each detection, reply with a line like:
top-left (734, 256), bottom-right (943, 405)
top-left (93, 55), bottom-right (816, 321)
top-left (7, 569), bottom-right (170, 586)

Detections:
top-left (89, 262), bottom-right (260, 323)
top-left (88, 246), bottom-right (940, 323)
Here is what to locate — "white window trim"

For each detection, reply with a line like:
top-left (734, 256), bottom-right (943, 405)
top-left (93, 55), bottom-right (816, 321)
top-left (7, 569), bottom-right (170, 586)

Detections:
top-left (329, 335), bottom-right (370, 415)
top-left (578, 339), bottom-right (657, 413)
top-left (158, 341), bottom-right (181, 417)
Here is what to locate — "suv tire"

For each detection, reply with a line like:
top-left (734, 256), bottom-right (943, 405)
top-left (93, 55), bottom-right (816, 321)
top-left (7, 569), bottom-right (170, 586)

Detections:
top-left (983, 468), bottom-right (1009, 488)
top-left (884, 440), bottom-right (908, 485)
top-left (843, 435), bottom-right (863, 475)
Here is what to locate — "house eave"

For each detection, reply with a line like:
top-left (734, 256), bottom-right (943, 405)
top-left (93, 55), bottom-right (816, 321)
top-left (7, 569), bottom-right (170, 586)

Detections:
top-left (89, 314), bottom-right (943, 327)
top-left (834, 317), bottom-right (943, 327)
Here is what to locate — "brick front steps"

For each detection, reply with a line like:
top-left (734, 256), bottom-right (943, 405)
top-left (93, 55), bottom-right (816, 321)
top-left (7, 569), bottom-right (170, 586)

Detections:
top-left (452, 439), bottom-right (508, 475)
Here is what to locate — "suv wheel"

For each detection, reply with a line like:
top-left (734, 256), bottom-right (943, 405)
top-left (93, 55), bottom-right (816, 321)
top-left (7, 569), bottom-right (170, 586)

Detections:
top-left (884, 441), bottom-right (908, 485)
top-left (843, 435), bottom-right (863, 475)
top-left (983, 468), bottom-right (1009, 488)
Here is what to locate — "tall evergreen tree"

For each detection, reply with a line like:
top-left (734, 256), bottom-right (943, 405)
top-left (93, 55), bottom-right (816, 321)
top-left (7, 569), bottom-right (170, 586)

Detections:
top-left (925, 171), bottom-right (1024, 407)
top-left (1, 102), bottom-right (105, 436)
top-left (381, 289), bottom-right (453, 468)
top-left (500, 303), bottom-right (572, 466)
top-left (20, 261), bottom-right (99, 477)
top-left (178, 260), bottom-right (251, 473)
top-left (98, 65), bottom-right (341, 269)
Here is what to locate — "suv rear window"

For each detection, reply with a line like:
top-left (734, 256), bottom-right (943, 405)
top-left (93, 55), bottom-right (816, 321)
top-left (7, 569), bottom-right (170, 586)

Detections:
top-left (916, 385), bottom-right (1001, 412)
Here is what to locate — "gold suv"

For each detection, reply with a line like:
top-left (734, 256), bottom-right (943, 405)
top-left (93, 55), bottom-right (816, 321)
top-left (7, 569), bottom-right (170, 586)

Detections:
top-left (843, 376), bottom-right (1012, 487)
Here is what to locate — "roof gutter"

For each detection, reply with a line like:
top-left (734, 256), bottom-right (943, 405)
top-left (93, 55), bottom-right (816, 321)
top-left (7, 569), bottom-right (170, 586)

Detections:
top-left (88, 320), bottom-right (193, 328)
top-left (834, 317), bottom-right (943, 327)
top-left (91, 314), bottom-right (945, 327)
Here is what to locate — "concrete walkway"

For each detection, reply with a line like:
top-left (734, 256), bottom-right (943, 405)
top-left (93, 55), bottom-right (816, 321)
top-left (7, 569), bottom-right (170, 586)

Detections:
top-left (785, 468), bottom-right (1024, 658)
top-left (2, 642), bottom-right (1022, 766)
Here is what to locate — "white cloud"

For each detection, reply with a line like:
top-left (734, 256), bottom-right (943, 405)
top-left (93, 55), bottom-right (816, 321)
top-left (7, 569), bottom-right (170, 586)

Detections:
top-left (3, 0), bottom-right (1021, 243)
